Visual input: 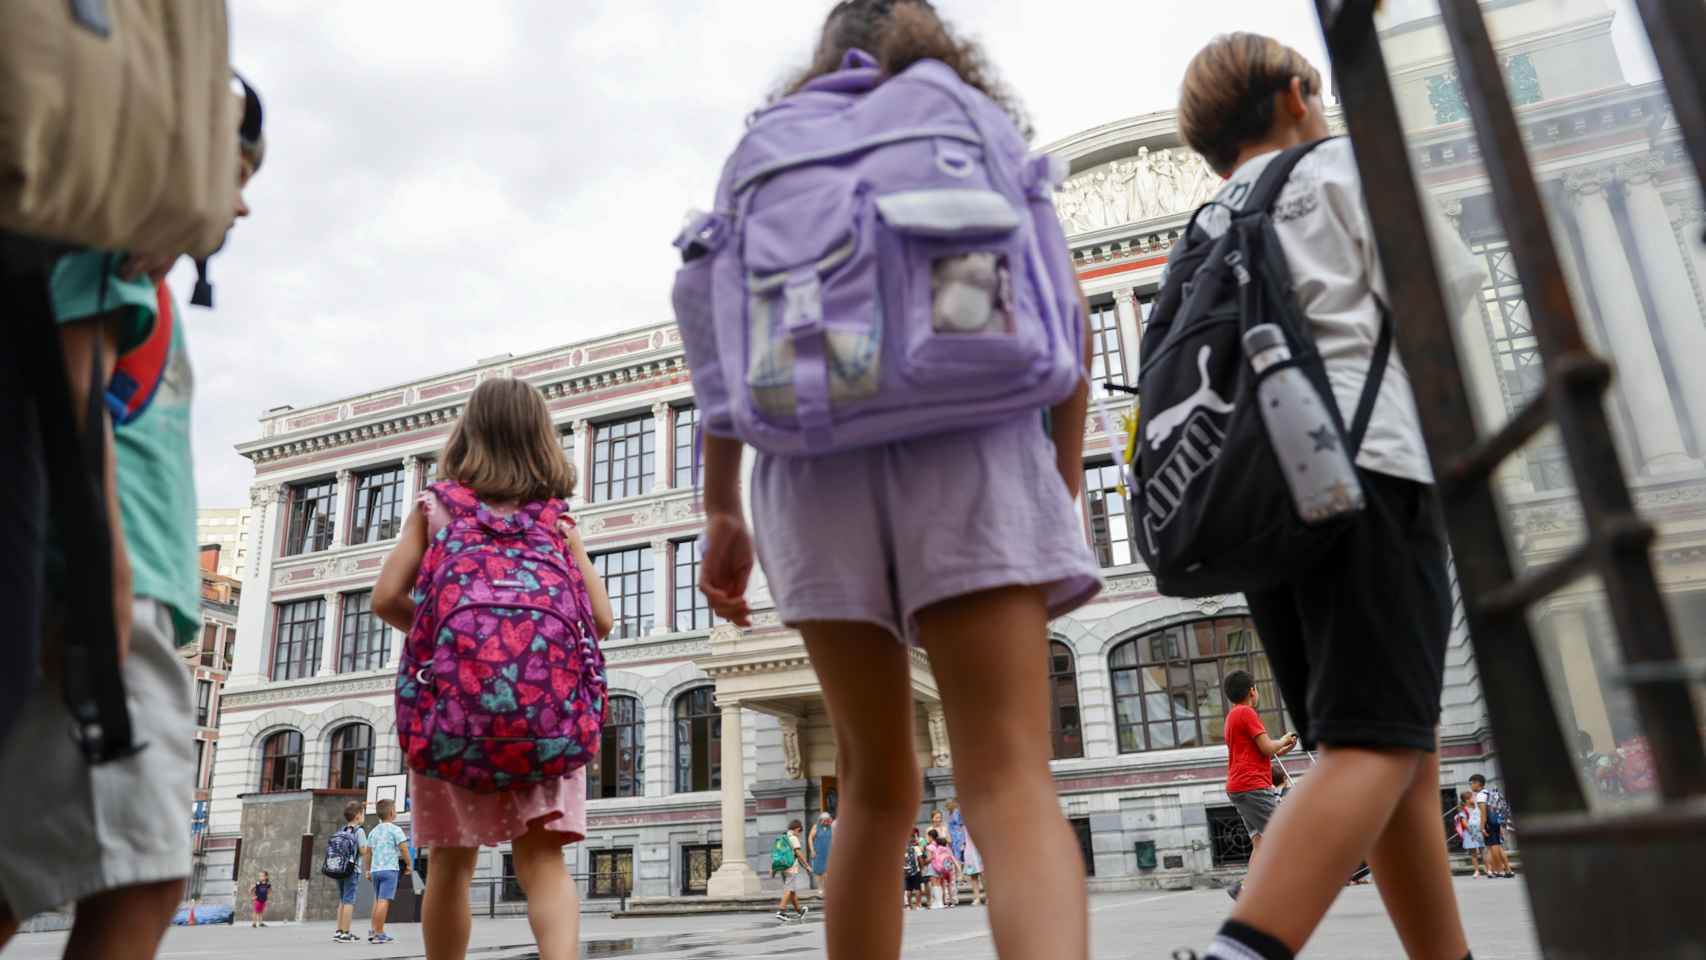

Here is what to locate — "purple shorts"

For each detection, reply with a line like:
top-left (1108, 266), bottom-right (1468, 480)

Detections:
top-left (751, 417), bottom-right (1102, 645)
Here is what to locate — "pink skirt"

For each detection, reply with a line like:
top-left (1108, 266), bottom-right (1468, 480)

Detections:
top-left (411, 768), bottom-right (587, 849)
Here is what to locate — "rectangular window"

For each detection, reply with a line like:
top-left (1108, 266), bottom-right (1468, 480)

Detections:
top-left (1071, 816), bottom-right (1095, 876)
top-left (195, 680), bottom-right (212, 727)
top-left (350, 466), bottom-right (405, 544)
top-left (588, 848), bottom-right (634, 898)
top-left (673, 539), bottom-right (712, 632)
top-left (1089, 302), bottom-right (1128, 385)
top-left (284, 478), bottom-right (338, 555)
top-left (220, 629), bottom-right (236, 673)
top-left (559, 427), bottom-right (577, 475)
top-left (501, 853), bottom-right (526, 902)
top-left (673, 405), bottom-right (700, 489)
top-left (338, 590), bottom-right (391, 673)
top-left (270, 597), bottom-right (325, 681)
top-left (1083, 462), bottom-right (1136, 567)
top-left (592, 546), bottom-right (655, 639)
top-left (590, 415), bottom-right (656, 503)
top-left (420, 458), bottom-right (439, 487)
top-left (199, 623), bottom-right (218, 667)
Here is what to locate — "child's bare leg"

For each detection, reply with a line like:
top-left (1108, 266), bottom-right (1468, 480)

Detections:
top-left (62, 879), bottom-right (184, 960)
top-left (917, 586), bottom-right (1087, 960)
top-left (421, 846), bottom-right (478, 960)
top-left (512, 823), bottom-right (580, 960)
top-left (800, 623), bottom-right (920, 960)
top-left (1229, 746), bottom-right (1418, 952)
top-left (1365, 747), bottom-right (1470, 958)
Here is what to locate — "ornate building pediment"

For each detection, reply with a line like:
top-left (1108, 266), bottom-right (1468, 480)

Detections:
top-left (1055, 146), bottom-right (1222, 236)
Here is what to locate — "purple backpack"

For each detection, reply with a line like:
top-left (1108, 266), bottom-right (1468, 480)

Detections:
top-left (671, 49), bottom-right (1085, 456)
top-left (395, 482), bottom-right (607, 794)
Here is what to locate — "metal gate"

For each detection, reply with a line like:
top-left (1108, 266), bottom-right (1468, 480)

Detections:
top-left (1311, 2), bottom-right (1706, 956)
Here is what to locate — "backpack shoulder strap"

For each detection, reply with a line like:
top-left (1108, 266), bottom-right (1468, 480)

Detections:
top-left (1346, 304), bottom-right (1393, 455)
top-left (1245, 137), bottom-right (1337, 215)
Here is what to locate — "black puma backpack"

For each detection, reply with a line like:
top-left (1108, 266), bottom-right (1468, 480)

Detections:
top-left (1131, 139), bottom-right (1392, 597)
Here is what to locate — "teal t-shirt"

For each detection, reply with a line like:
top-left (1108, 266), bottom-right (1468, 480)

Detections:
top-left (367, 821), bottom-right (407, 872)
top-left (48, 250), bottom-right (200, 645)
top-left (113, 314), bottom-right (199, 645)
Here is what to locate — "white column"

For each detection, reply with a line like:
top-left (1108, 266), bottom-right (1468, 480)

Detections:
top-left (1440, 199), bottom-right (1532, 494)
top-left (573, 420), bottom-right (593, 504)
top-left (652, 402), bottom-right (673, 493)
top-left (1672, 201), bottom-right (1706, 307)
top-left (1550, 605), bottom-right (1614, 755)
top-left (706, 699), bottom-right (761, 897)
top-left (1563, 169), bottom-right (1696, 474)
top-left (320, 591), bottom-right (341, 676)
top-left (1551, 187), bottom-right (1641, 476)
top-left (1112, 288), bottom-right (1142, 382)
top-left (333, 468), bottom-right (353, 547)
top-left (1620, 154), bottom-right (1706, 454)
top-left (400, 455), bottom-right (420, 510)
top-left (227, 484), bottom-right (284, 689)
top-left (651, 538), bottom-right (673, 635)
top-left (925, 703), bottom-right (951, 770)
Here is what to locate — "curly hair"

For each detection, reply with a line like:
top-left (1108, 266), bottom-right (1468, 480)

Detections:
top-left (779, 0), bottom-right (1031, 140)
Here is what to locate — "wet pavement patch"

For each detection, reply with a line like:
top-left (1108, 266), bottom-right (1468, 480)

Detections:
top-left (489, 921), bottom-right (818, 959)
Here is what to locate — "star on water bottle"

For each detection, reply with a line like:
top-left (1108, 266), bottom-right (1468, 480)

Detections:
top-left (1308, 424), bottom-right (1338, 452)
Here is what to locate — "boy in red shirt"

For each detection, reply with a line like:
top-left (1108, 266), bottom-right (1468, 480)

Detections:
top-left (1223, 670), bottom-right (1297, 900)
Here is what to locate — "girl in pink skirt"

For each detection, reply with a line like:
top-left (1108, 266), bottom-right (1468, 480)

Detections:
top-left (375, 379), bottom-right (613, 960)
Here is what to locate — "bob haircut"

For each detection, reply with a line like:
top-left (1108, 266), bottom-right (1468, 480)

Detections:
top-left (438, 378), bottom-right (576, 504)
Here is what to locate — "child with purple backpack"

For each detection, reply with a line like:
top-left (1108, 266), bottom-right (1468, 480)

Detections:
top-left (374, 377), bottom-right (614, 960)
top-left (673, 3), bottom-right (1099, 957)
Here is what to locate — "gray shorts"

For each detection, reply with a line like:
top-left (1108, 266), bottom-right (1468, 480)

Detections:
top-left (1228, 788), bottom-right (1281, 837)
top-left (0, 598), bottom-right (195, 919)
top-left (784, 870), bottom-right (811, 894)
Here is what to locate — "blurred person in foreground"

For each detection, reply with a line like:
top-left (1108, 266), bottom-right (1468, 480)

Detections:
top-left (0, 78), bottom-right (265, 960)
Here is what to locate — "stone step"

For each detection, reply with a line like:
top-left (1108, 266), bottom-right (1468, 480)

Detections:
top-left (619, 890), bottom-right (823, 918)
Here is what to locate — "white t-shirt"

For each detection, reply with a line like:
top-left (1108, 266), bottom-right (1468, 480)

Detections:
top-left (1194, 138), bottom-right (1488, 485)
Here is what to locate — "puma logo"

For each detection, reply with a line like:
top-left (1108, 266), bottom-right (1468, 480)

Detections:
top-left (1145, 345), bottom-right (1235, 449)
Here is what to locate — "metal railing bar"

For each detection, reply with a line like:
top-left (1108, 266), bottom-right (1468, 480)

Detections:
top-left (1611, 659), bottom-right (1706, 687)
top-left (1438, 0), bottom-right (1706, 802)
top-left (1632, 0), bottom-right (1706, 241)
top-left (1310, 0), bottom-right (1587, 819)
top-left (1477, 543), bottom-right (1594, 620)
top-left (1439, 393), bottom-right (1550, 498)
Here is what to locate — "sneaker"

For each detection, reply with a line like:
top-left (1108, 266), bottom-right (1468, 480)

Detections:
top-left (373, 933), bottom-right (395, 944)
top-left (799, 906), bottom-right (810, 919)
top-left (1226, 879), bottom-right (1243, 901)
top-left (775, 911), bottom-right (790, 921)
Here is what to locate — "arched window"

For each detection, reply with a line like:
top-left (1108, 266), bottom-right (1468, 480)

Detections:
top-left (588, 696), bottom-right (644, 800)
top-left (328, 722), bottom-right (375, 791)
top-left (674, 687), bottom-right (721, 793)
top-left (1108, 616), bottom-right (1284, 753)
top-left (1048, 640), bottom-right (1084, 760)
top-left (259, 730), bottom-right (304, 793)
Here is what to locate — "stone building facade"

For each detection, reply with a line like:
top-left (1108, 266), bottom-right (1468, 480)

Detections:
top-left (199, 0), bottom-right (1703, 906)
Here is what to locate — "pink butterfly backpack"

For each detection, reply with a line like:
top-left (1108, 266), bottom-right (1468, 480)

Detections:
top-left (395, 481), bottom-right (608, 793)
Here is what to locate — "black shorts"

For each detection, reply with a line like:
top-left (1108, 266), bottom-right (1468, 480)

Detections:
top-left (1246, 471), bottom-right (1450, 752)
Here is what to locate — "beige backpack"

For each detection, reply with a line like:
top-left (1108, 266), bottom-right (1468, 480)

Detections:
top-left (0, 0), bottom-right (237, 258)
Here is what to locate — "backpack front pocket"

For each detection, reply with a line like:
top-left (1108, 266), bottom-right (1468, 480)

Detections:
top-left (743, 181), bottom-right (883, 433)
top-left (876, 189), bottom-right (1043, 386)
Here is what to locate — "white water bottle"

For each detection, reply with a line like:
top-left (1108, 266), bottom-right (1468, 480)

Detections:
top-left (1242, 324), bottom-right (1365, 524)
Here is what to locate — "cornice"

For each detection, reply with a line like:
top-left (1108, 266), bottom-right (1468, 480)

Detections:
top-left (220, 672), bottom-right (392, 710)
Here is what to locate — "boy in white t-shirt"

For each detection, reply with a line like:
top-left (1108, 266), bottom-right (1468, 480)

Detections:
top-left (1175, 33), bottom-right (1486, 960)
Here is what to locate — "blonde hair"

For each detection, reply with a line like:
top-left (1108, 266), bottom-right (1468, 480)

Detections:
top-left (376, 798), bottom-right (396, 819)
top-left (1178, 33), bottom-right (1324, 176)
top-left (439, 378), bottom-right (576, 503)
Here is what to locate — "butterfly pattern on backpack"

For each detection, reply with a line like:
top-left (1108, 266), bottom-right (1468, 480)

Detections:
top-left (395, 481), bottom-right (607, 794)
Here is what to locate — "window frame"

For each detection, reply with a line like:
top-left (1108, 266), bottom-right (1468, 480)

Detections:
top-left (284, 478), bottom-right (338, 556)
top-left (589, 414), bottom-right (657, 503)
top-left (270, 597), bottom-right (326, 681)
top-left (592, 545), bottom-right (655, 640)
top-left (349, 465), bottom-right (406, 545)
top-left (587, 695), bottom-right (645, 800)
top-left (328, 722), bottom-right (375, 792)
top-left (672, 539), bottom-right (712, 632)
top-left (672, 405), bottom-right (700, 489)
top-left (673, 686), bottom-right (721, 794)
top-left (1083, 461), bottom-right (1138, 568)
top-left (195, 679), bottom-right (213, 727)
top-left (338, 590), bottom-right (390, 674)
top-left (588, 848), bottom-right (634, 898)
top-left (1088, 301), bottom-right (1129, 386)
top-left (259, 730), bottom-right (304, 793)
top-left (1109, 616), bottom-right (1286, 754)
top-left (1047, 640), bottom-right (1084, 760)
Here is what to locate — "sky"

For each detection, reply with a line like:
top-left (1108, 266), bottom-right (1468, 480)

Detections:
top-left (183, 0), bottom-right (1659, 508)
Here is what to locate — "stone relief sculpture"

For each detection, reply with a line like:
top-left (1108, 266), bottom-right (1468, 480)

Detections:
top-left (1055, 145), bottom-right (1224, 234)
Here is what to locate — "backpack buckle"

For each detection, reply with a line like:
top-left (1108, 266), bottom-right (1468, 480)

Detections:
top-left (782, 270), bottom-right (824, 338)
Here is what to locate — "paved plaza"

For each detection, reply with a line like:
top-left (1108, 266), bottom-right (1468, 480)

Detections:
top-left (7, 878), bottom-right (1539, 959)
